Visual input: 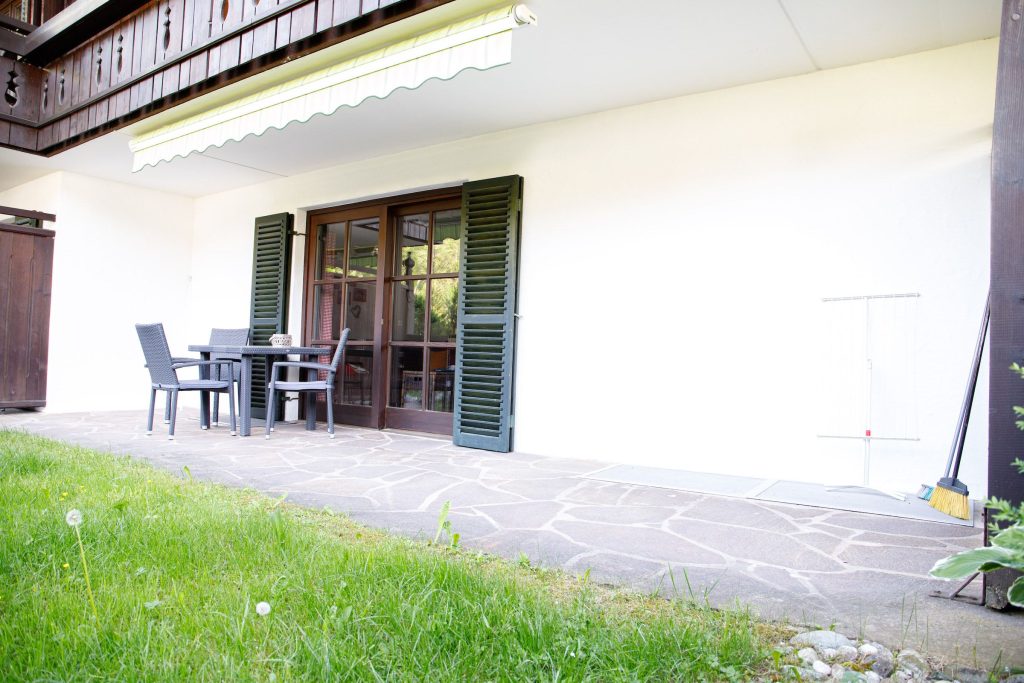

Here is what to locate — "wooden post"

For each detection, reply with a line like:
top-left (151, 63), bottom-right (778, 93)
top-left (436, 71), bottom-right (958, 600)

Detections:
top-left (988, 0), bottom-right (1024, 609)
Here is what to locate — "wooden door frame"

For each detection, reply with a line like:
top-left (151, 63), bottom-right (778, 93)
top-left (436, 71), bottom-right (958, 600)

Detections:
top-left (302, 186), bottom-right (460, 432)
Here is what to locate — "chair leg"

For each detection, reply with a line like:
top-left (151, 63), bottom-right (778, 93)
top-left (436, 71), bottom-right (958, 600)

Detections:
top-left (228, 381), bottom-right (237, 436)
top-left (325, 388), bottom-right (335, 439)
top-left (265, 383), bottom-right (276, 439)
top-left (168, 390), bottom-right (179, 440)
top-left (164, 393), bottom-right (171, 424)
top-left (146, 387), bottom-right (157, 435)
top-left (213, 393), bottom-right (220, 426)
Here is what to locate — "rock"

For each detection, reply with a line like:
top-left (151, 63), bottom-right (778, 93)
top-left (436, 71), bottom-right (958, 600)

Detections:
top-left (830, 663), bottom-right (846, 678)
top-left (822, 647), bottom-right (838, 660)
top-left (864, 672), bottom-right (880, 683)
top-left (812, 660), bottom-right (832, 677)
top-left (1004, 675), bottom-right (1024, 683)
top-left (793, 666), bottom-right (826, 681)
top-left (896, 649), bottom-right (928, 678)
top-left (798, 647), bottom-right (819, 664)
top-left (836, 645), bottom-right (859, 662)
top-left (837, 671), bottom-right (869, 683)
top-left (791, 630), bottom-right (854, 651)
top-left (858, 644), bottom-right (879, 657)
top-left (943, 666), bottom-right (991, 683)
top-left (864, 642), bottom-right (894, 678)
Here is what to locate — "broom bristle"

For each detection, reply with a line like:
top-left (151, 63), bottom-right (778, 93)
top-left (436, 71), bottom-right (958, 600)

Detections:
top-left (929, 485), bottom-right (971, 520)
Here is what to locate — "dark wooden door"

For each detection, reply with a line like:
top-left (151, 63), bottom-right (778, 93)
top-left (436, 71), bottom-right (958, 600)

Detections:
top-left (0, 221), bottom-right (55, 409)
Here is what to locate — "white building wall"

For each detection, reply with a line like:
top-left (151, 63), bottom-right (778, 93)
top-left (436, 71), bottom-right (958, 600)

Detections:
top-left (1, 172), bottom-right (195, 412)
top-left (189, 39), bottom-right (996, 495)
top-left (3, 39), bottom-right (993, 495)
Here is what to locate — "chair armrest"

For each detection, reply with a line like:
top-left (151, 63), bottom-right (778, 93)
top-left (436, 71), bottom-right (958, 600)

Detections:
top-left (172, 359), bottom-right (234, 369)
top-left (272, 361), bottom-right (330, 371)
top-left (271, 360), bottom-right (332, 381)
top-left (172, 360), bottom-right (236, 381)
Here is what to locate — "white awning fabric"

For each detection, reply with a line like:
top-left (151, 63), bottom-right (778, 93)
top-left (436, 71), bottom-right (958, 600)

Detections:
top-left (129, 4), bottom-right (536, 171)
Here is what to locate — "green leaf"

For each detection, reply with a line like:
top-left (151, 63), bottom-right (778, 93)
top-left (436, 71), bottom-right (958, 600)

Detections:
top-left (992, 526), bottom-right (1024, 551)
top-left (930, 547), bottom-right (1016, 579)
top-left (1009, 576), bottom-right (1024, 608)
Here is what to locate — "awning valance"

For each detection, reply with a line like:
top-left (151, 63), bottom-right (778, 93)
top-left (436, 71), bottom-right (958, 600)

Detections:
top-left (129, 4), bottom-right (536, 172)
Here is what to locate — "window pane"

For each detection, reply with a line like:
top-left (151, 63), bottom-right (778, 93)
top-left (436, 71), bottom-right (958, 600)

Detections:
top-left (432, 209), bottom-right (460, 274)
top-left (394, 214), bottom-right (429, 276)
top-left (389, 346), bottom-right (424, 409)
top-left (341, 346), bottom-right (373, 406)
top-left (429, 277), bottom-right (458, 343)
top-left (317, 222), bottom-right (346, 279)
top-left (427, 348), bottom-right (456, 413)
top-left (312, 284), bottom-right (341, 341)
top-left (391, 279), bottom-right (425, 341)
top-left (347, 218), bottom-right (379, 278)
top-left (345, 282), bottom-right (375, 341)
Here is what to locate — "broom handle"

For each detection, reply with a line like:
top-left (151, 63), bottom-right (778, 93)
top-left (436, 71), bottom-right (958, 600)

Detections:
top-left (945, 296), bottom-right (990, 480)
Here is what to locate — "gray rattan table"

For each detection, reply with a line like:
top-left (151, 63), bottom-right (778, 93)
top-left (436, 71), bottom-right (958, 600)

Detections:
top-left (188, 344), bottom-right (330, 437)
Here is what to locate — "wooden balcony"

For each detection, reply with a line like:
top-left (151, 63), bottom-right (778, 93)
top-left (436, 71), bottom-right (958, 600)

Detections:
top-left (1, 0), bottom-right (79, 29)
top-left (0, 0), bottom-right (453, 157)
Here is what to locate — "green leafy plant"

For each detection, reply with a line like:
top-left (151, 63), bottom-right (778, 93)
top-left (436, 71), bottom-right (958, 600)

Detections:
top-left (431, 500), bottom-right (459, 548)
top-left (930, 363), bottom-right (1024, 605)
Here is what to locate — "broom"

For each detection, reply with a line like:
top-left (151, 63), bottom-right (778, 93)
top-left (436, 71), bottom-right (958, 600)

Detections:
top-left (930, 296), bottom-right (989, 520)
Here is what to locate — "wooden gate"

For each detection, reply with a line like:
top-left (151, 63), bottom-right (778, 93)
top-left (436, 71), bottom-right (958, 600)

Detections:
top-left (0, 206), bottom-right (56, 409)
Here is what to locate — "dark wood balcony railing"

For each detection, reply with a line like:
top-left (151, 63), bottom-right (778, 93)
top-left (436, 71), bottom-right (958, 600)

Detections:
top-left (0, 0), bottom-right (452, 158)
top-left (1, 0), bottom-right (79, 28)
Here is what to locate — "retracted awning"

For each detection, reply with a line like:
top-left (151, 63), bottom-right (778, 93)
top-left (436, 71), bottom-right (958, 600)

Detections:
top-left (129, 4), bottom-right (537, 172)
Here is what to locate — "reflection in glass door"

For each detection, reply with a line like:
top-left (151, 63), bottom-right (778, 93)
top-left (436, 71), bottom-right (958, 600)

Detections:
top-left (308, 212), bottom-right (382, 428)
top-left (386, 205), bottom-right (460, 433)
top-left (303, 192), bottom-right (460, 435)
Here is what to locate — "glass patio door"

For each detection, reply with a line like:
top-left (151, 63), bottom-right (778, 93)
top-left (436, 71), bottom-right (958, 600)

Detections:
top-left (385, 203), bottom-right (460, 433)
top-left (304, 192), bottom-right (460, 434)
top-left (307, 209), bottom-right (383, 428)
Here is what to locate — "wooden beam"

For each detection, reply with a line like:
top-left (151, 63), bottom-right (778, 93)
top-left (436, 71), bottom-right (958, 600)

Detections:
top-left (0, 205), bottom-right (57, 223)
top-left (987, 0), bottom-right (1024, 609)
top-left (0, 27), bottom-right (27, 53)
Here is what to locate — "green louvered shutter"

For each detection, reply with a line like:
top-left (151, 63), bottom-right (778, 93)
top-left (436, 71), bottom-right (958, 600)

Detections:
top-left (453, 176), bottom-right (523, 452)
top-left (249, 213), bottom-right (292, 418)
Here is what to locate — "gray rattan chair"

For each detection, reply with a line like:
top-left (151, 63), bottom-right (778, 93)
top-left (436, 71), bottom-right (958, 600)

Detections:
top-left (208, 328), bottom-right (249, 424)
top-left (136, 323), bottom-right (237, 439)
top-left (265, 328), bottom-right (350, 439)
top-left (166, 327), bottom-right (249, 425)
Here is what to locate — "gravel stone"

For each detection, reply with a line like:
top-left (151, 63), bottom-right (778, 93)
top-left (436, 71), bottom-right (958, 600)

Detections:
top-left (865, 642), bottom-right (895, 678)
top-left (798, 647), bottom-right (819, 664)
top-left (858, 644), bottom-right (879, 657)
top-left (822, 647), bottom-right (838, 660)
top-left (812, 660), bottom-right (832, 676)
top-left (896, 649), bottom-right (928, 678)
top-left (864, 672), bottom-right (881, 683)
top-left (791, 630), bottom-right (854, 651)
top-left (836, 645), bottom-right (859, 662)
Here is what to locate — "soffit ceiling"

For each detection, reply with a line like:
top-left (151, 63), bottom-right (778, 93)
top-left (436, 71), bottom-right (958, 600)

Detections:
top-left (0, 0), bottom-right (1001, 198)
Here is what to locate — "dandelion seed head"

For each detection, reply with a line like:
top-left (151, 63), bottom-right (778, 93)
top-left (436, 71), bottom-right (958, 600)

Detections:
top-left (65, 509), bottom-right (82, 527)
top-left (256, 601), bottom-right (271, 616)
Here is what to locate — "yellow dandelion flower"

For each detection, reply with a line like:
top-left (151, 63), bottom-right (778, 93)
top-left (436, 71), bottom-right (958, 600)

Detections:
top-left (62, 563), bottom-right (69, 569)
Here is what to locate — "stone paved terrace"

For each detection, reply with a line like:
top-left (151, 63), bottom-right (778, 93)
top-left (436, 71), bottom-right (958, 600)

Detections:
top-left (1, 409), bottom-right (1021, 667)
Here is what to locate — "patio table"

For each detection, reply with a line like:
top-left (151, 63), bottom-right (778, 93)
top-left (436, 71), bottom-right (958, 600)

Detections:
top-left (188, 344), bottom-right (330, 437)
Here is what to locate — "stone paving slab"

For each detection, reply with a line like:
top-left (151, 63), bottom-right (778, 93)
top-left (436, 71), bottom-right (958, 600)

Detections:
top-left (1, 409), bottom-right (1022, 667)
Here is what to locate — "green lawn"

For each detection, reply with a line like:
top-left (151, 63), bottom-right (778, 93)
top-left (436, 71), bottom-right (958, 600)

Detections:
top-left (0, 430), bottom-right (774, 681)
